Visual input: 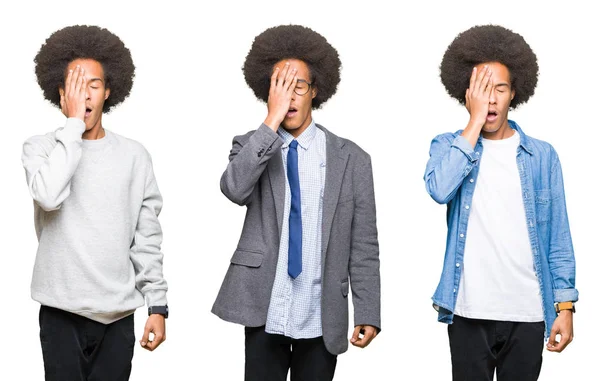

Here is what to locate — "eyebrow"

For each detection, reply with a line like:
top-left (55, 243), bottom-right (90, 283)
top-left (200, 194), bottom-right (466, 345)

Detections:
top-left (88, 78), bottom-right (104, 84)
top-left (495, 83), bottom-right (510, 88)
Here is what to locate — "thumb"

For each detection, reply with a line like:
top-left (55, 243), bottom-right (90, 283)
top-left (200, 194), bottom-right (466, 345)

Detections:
top-left (140, 323), bottom-right (152, 346)
top-left (351, 326), bottom-right (362, 343)
top-left (548, 326), bottom-right (558, 346)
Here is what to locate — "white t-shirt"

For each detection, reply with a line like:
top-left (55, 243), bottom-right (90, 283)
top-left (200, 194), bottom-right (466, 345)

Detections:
top-left (454, 131), bottom-right (544, 322)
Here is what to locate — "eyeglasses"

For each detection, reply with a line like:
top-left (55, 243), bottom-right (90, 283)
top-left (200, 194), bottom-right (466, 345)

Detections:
top-left (294, 79), bottom-right (313, 96)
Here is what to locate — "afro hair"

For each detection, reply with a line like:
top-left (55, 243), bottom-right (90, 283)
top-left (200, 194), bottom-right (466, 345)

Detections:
top-left (34, 25), bottom-right (135, 113)
top-left (440, 25), bottom-right (538, 109)
top-left (243, 24), bottom-right (341, 109)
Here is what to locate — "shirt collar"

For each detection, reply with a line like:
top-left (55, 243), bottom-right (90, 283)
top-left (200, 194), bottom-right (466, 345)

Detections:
top-left (278, 120), bottom-right (317, 150)
top-left (508, 119), bottom-right (533, 155)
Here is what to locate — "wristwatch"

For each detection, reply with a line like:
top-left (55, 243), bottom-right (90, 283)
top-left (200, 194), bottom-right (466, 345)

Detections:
top-left (148, 305), bottom-right (169, 318)
top-left (555, 301), bottom-right (575, 313)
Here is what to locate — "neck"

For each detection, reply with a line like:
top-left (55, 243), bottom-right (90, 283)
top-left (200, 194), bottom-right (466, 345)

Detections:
top-left (82, 121), bottom-right (105, 140)
top-left (285, 116), bottom-right (313, 138)
top-left (481, 120), bottom-right (514, 140)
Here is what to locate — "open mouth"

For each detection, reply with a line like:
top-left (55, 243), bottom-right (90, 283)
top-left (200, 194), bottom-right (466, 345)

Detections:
top-left (286, 107), bottom-right (297, 118)
top-left (486, 110), bottom-right (498, 123)
top-left (85, 108), bottom-right (92, 118)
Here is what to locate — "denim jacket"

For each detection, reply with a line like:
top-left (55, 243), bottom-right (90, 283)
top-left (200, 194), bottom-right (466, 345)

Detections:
top-left (424, 120), bottom-right (578, 337)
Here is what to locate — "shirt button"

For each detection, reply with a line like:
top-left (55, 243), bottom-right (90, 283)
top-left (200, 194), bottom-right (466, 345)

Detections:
top-left (465, 205), bottom-right (470, 210)
top-left (453, 288), bottom-right (457, 293)
top-left (469, 178), bottom-right (474, 183)
top-left (456, 263), bottom-right (460, 267)
top-left (460, 233), bottom-right (464, 238)
top-left (476, 152), bottom-right (480, 155)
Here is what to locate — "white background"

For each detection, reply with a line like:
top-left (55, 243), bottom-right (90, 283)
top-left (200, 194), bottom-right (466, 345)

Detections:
top-left (1, 0), bottom-right (598, 380)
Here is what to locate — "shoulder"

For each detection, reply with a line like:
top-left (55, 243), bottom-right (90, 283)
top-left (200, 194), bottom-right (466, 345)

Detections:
top-left (319, 124), bottom-right (371, 162)
top-left (515, 122), bottom-right (559, 162)
top-left (108, 130), bottom-right (153, 160)
top-left (431, 131), bottom-right (461, 145)
top-left (22, 131), bottom-right (59, 155)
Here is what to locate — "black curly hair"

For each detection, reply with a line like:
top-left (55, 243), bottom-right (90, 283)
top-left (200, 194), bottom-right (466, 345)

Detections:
top-left (34, 25), bottom-right (135, 113)
top-left (243, 24), bottom-right (341, 109)
top-left (440, 25), bottom-right (538, 109)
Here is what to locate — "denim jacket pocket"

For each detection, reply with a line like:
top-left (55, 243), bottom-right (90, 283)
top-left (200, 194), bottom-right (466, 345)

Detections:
top-left (534, 190), bottom-right (551, 223)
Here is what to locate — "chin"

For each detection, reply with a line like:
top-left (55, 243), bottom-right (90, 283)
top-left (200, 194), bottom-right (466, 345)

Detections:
top-left (281, 122), bottom-right (301, 130)
top-left (482, 125), bottom-right (500, 133)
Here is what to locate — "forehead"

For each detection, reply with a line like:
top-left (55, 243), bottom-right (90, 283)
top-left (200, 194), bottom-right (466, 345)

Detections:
top-left (65, 58), bottom-right (105, 80)
top-left (476, 61), bottom-right (511, 85)
top-left (273, 58), bottom-right (311, 79)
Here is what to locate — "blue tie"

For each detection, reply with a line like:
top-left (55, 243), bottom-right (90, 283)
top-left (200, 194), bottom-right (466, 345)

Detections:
top-left (287, 140), bottom-right (302, 279)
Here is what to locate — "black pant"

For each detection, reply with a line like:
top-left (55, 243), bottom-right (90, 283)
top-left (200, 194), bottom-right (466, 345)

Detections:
top-left (245, 326), bottom-right (337, 381)
top-left (448, 315), bottom-right (544, 381)
top-left (39, 305), bottom-right (135, 381)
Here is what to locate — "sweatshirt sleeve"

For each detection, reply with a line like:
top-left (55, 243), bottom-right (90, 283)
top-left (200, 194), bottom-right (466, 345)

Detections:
top-left (21, 118), bottom-right (85, 211)
top-left (129, 151), bottom-right (168, 307)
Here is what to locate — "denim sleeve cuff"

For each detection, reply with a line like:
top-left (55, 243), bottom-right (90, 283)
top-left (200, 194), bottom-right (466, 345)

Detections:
top-left (553, 288), bottom-right (579, 303)
top-left (451, 135), bottom-right (478, 163)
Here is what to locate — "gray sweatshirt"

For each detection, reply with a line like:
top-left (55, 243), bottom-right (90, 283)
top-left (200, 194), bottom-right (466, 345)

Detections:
top-left (22, 118), bottom-right (168, 324)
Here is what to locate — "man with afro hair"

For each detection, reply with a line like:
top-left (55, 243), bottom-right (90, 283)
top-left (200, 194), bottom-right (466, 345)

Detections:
top-left (424, 25), bottom-right (578, 380)
top-left (212, 24), bottom-right (381, 380)
top-left (22, 25), bottom-right (168, 380)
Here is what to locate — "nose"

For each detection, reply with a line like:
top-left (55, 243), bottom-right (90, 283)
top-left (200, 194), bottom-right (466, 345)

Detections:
top-left (489, 89), bottom-right (497, 104)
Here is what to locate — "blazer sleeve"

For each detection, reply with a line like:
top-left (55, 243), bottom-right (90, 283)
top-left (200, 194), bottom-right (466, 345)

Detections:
top-left (220, 124), bottom-right (283, 205)
top-left (349, 155), bottom-right (381, 331)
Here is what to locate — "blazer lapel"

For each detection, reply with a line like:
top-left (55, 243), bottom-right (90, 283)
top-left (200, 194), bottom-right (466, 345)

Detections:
top-left (319, 125), bottom-right (349, 261)
top-left (268, 150), bottom-right (286, 236)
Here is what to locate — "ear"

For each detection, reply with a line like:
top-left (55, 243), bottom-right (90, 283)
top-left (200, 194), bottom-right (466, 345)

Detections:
top-left (510, 89), bottom-right (515, 101)
top-left (59, 87), bottom-right (64, 97)
top-left (104, 88), bottom-right (110, 100)
top-left (311, 86), bottom-right (318, 100)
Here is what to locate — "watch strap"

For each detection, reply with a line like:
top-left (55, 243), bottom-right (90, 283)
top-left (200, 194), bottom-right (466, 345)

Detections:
top-left (148, 305), bottom-right (169, 318)
top-left (555, 301), bottom-right (575, 313)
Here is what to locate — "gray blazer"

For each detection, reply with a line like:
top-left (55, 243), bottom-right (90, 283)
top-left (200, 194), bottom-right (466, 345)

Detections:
top-left (212, 123), bottom-right (380, 355)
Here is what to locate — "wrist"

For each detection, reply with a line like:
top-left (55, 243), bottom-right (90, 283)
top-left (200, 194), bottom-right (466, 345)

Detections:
top-left (264, 114), bottom-right (282, 132)
top-left (148, 305), bottom-right (169, 318)
top-left (555, 301), bottom-right (575, 314)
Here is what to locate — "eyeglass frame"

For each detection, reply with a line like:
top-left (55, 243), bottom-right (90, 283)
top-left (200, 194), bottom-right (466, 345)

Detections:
top-left (294, 79), bottom-right (313, 96)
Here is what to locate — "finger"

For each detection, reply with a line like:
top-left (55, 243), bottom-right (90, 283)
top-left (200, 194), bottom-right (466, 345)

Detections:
top-left (361, 329), bottom-right (377, 347)
top-left (145, 331), bottom-right (165, 351)
top-left (270, 67), bottom-right (280, 92)
top-left (548, 334), bottom-right (569, 353)
top-left (284, 66), bottom-right (297, 90)
top-left (69, 66), bottom-right (80, 97)
top-left (487, 77), bottom-right (494, 100)
top-left (277, 62), bottom-right (290, 87)
top-left (76, 68), bottom-right (86, 97)
top-left (64, 69), bottom-right (73, 98)
top-left (468, 67), bottom-right (477, 93)
top-left (473, 65), bottom-right (487, 94)
top-left (465, 89), bottom-right (470, 110)
top-left (350, 325), bottom-right (362, 344)
top-left (481, 67), bottom-right (492, 93)
top-left (287, 72), bottom-right (298, 94)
